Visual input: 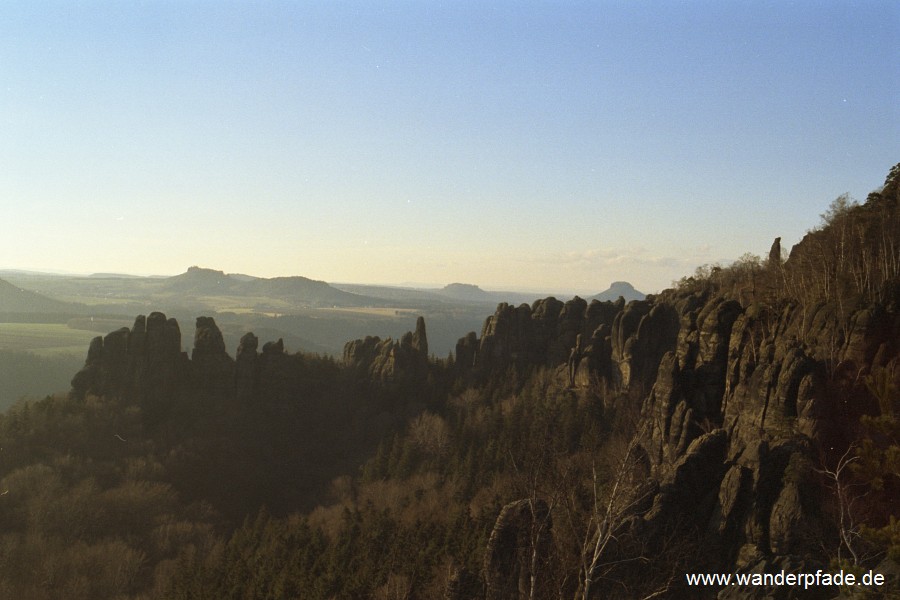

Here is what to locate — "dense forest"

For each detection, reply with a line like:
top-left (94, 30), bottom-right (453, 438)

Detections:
top-left (0, 165), bottom-right (898, 599)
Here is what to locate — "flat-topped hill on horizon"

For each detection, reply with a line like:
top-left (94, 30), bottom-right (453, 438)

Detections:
top-left (591, 281), bottom-right (645, 302)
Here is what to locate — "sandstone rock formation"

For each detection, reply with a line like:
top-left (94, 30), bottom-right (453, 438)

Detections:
top-left (71, 312), bottom-right (187, 406)
top-left (483, 498), bottom-right (551, 600)
top-left (70, 313), bottom-right (299, 411)
top-left (192, 316), bottom-right (235, 400)
top-left (342, 317), bottom-right (430, 383)
top-left (235, 332), bottom-right (259, 402)
top-left (455, 296), bottom-right (629, 388)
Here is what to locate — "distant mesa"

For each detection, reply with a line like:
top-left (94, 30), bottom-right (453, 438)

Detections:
top-left (590, 281), bottom-right (645, 303)
top-left (163, 266), bottom-right (380, 308)
top-left (438, 283), bottom-right (491, 302)
top-left (175, 267), bottom-right (257, 284)
top-left (163, 266), bottom-right (241, 294)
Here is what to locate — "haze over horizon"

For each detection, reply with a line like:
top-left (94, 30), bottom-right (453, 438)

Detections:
top-left (3, 2), bottom-right (897, 294)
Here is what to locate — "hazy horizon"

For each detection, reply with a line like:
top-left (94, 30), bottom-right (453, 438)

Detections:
top-left (3, 2), bottom-right (897, 294)
top-left (0, 264), bottom-right (638, 299)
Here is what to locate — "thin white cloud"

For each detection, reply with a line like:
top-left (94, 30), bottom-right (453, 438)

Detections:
top-left (528, 247), bottom-right (692, 270)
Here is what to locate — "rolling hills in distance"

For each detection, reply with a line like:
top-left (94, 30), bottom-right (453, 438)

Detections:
top-left (0, 266), bottom-right (645, 346)
top-left (0, 266), bottom-right (643, 405)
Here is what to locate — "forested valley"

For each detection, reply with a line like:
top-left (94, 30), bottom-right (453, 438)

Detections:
top-left (0, 165), bottom-right (898, 599)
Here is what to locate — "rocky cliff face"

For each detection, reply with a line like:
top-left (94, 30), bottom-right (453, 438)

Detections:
top-left (454, 296), bottom-right (627, 384)
top-left (477, 165), bottom-right (900, 597)
top-left (453, 292), bottom-right (685, 398)
top-left (473, 285), bottom-right (898, 595)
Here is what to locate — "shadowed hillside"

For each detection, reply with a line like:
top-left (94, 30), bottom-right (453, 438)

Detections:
top-left (0, 278), bottom-right (82, 314)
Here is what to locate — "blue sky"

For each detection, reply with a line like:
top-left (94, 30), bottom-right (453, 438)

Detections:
top-left (2, 1), bottom-right (897, 293)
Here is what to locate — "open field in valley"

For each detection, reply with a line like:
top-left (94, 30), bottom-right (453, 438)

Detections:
top-left (0, 323), bottom-right (100, 356)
